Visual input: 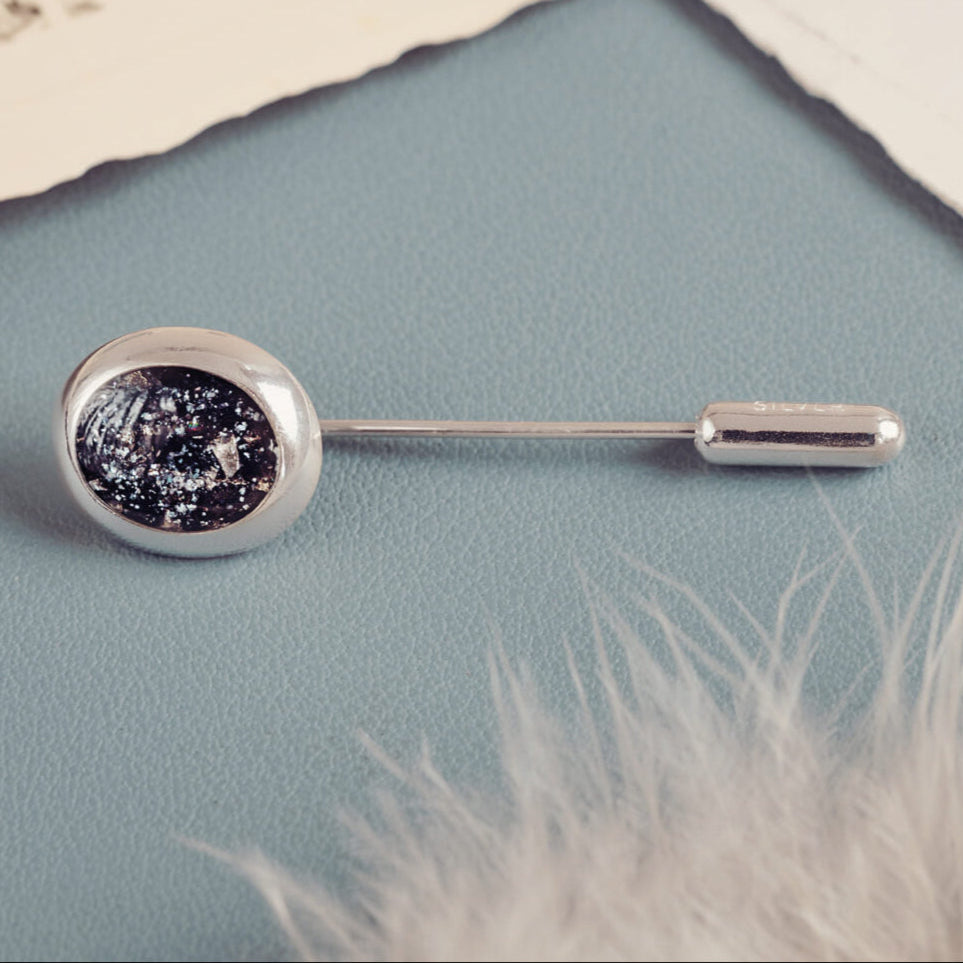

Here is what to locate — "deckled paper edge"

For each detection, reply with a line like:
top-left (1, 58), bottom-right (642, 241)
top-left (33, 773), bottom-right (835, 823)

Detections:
top-left (706, 0), bottom-right (963, 216)
top-left (0, 1), bottom-right (546, 202)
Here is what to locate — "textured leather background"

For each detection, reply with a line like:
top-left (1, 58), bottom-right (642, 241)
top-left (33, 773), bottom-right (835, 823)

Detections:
top-left (1, 1), bottom-right (960, 959)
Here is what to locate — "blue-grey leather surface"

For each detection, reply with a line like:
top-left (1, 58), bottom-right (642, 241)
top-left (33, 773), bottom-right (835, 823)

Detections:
top-left (1, 1), bottom-right (960, 959)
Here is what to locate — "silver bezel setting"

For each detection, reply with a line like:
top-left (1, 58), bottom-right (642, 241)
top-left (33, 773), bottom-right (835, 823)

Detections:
top-left (57, 327), bottom-right (322, 556)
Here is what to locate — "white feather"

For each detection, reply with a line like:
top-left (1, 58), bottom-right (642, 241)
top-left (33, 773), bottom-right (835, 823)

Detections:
top-left (198, 530), bottom-right (963, 961)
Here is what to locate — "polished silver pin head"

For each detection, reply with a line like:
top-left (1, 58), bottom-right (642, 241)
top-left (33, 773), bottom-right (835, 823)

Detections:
top-left (57, 327), bottom-right (905, 556)
top-left (57, 327), bottom-right (322, 556)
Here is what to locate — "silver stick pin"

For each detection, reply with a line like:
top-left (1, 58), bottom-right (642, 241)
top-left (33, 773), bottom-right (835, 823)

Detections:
top-left (57, 328), bottom-right (905, 556)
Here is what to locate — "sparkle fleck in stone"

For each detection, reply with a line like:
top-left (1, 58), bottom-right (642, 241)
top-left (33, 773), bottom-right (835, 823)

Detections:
top-left (75, 367), bottom-right (278, 532)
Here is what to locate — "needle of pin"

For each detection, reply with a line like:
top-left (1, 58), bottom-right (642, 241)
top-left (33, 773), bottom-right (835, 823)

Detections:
top-left (317, 419), bottom-right (696, 440)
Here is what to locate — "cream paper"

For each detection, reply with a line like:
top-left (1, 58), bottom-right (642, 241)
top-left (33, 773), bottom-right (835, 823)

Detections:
top-left (708, 0), bottom-right (963, 216)
top-left (0, 0), bottom-right (544, 201)
top-left (7, 2), bottom-right (960, 214)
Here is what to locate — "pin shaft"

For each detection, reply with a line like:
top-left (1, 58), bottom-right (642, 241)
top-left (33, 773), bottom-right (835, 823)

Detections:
top-left (317, 419), bottom-right (697, 440)
top-left (318, 402), bottom-right (906, 469)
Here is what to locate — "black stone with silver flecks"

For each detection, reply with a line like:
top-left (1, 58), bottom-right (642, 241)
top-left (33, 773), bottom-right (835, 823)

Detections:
top-left (75, 366), bottom-right (278, 532)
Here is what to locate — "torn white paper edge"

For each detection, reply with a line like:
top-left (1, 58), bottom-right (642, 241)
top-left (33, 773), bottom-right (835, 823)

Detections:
top-left (0, 0), bottom-right (544, 202)
top-left (707, 0), bottom-right (963, 216)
